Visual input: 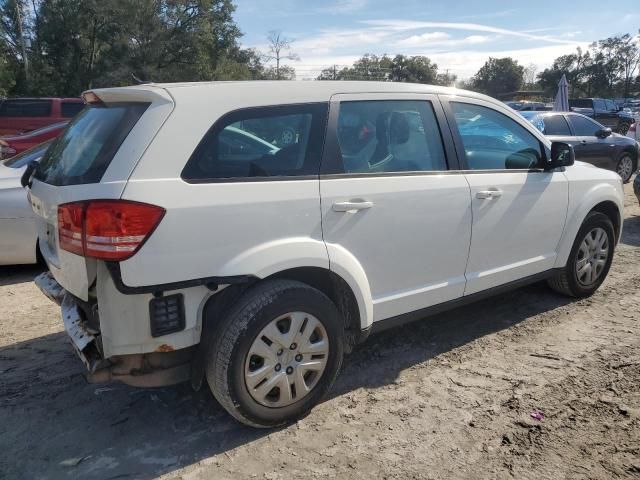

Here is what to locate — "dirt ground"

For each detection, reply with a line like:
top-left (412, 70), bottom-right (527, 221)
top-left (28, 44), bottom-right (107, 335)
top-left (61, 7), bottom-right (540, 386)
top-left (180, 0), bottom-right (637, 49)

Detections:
top-left (1, 185), bottom-right (639, 480)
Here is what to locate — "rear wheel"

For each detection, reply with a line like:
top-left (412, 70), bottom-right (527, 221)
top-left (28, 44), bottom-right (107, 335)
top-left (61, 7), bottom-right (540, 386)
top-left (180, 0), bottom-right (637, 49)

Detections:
top-left (206, 279), bottom-right (344, 428)
top-left (616, 153), bottom-right (635, 183)
top-left (615, 122), bottom-right (630, 135)
top-left (548, 212), bottom-right (614, 297)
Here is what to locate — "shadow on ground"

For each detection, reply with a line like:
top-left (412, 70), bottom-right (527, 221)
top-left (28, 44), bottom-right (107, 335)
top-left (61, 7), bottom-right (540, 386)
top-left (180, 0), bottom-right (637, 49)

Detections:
top-left (0, 264), bottom-right (45, 287)
top-left (0, 280), bottom-right (573, 480)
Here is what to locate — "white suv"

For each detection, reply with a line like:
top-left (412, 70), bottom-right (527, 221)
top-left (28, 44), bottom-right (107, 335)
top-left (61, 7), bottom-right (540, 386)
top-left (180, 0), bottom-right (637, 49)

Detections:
top-left (28, 82), bottom-right (623, 427)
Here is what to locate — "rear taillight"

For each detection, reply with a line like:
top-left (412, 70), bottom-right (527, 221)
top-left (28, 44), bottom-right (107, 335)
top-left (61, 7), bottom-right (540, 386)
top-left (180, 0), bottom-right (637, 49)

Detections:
top-left (58, 200), bottom-right (165, 261)
top-left (630, 123), bottom-right (636, 133)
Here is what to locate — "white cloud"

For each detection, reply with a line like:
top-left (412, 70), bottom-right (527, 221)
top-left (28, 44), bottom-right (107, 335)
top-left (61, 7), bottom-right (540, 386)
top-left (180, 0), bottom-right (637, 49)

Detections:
top-left (316, 0), bottom-right (367, 14)
top-left (361, 20), bottom-right (581, 45)
top-left (396, 32), bottom-right (451, 46)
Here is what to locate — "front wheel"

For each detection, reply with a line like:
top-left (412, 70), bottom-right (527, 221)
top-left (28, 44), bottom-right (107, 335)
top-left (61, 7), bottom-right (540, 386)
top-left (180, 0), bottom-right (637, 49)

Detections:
top-left (616, 153), bottom-right (635, 183)
top-left (206, 279), bottom-right (344, 428)
top-left (548, 211), bottom-right (615, 297)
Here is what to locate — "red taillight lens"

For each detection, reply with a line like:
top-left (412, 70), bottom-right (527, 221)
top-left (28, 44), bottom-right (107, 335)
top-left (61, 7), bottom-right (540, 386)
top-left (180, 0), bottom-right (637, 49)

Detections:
top-left (58, 203), bottom-right (85, 256)
top-left (57, 200), bottom-right (165, 261)
top-left (630, 123), bottom-right (636, 132)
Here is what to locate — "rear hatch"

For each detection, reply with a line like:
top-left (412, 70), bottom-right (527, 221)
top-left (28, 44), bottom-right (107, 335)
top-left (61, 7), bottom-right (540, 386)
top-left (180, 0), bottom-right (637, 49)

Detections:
top-left (28, 86), bottom-right (174, 300)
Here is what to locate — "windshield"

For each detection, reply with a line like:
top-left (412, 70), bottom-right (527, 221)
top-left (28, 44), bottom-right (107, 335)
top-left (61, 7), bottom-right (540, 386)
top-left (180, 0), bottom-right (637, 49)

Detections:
top-left (2, 140), bottom-right (52, 168)
top-left (34, 103), bottom-right (149, 186)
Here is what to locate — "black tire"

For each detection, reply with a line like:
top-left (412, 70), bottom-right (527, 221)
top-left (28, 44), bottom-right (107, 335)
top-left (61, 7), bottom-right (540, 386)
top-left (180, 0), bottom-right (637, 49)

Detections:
top-left (206, 279), bottom-right (344, 428)
top-left (548, 211), bottom-right (615, 297)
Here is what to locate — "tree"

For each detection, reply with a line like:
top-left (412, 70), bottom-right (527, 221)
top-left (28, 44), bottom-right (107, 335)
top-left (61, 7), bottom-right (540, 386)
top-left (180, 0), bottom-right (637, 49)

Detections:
top-left (262, 30), bottom-right (299, 80)
top-left (471, 57), bottom-right (524, 97)
top-left (537, 48), bottom-right (590, 97)
top-left (264, 65), bottom-right (296, 80)
top-left (316, 54), bottom-right (455, 85)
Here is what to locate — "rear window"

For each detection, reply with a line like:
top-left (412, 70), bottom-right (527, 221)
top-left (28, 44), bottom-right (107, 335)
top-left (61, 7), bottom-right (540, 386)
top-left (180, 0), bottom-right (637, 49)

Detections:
top-left (182, 103), bottom-right (328, 182)
top-left (0, 99), bottom-right (52, 117)
top-left (61, 102), bottom-right (85, 118)
top-left (34, 103), bottom-right (149, 186)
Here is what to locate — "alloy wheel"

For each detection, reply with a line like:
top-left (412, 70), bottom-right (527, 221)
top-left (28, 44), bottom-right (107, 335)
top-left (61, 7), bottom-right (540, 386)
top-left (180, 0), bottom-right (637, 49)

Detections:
top-left (616, 155), bottom-right (634, 182)
top-left (244, 312), bottom-right (329, 407)
top-left (575, 227), bottom-right (609, 286)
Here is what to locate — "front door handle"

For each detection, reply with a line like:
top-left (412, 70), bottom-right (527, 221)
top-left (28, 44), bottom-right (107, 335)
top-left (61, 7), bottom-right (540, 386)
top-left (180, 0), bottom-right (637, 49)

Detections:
top-left (476, 189), bottom-right (502, 200)
top-left (332, 201), bottom-right (374, 213)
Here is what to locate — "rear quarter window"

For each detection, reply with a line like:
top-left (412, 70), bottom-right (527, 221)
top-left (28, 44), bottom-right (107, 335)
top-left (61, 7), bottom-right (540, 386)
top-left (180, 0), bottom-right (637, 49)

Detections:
top-left (0, 99), bottom-right (53, 117)
top-left (181, 103), bottom-right (328, 182)
top-left (35, 103), bottom-right (149, 186)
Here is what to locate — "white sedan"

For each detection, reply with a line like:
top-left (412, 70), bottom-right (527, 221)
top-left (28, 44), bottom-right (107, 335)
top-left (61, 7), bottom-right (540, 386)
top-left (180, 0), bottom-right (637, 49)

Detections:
top-left (0, 140), bottom-right (51, 265)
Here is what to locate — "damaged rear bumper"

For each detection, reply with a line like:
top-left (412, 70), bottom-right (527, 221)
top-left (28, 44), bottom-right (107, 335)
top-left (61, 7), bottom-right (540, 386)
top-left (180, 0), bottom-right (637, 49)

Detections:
top-left (35, 271), bottom-right (192, 387)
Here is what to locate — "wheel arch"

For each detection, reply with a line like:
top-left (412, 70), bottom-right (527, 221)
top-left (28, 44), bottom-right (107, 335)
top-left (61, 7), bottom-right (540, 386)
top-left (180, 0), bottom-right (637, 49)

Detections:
top-left (555, 185), bottom-right (623, 268)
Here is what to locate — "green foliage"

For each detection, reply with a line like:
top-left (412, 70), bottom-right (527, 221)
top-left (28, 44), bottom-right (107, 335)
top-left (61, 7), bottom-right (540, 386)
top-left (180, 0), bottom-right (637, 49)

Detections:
top-left (470, 57), bottom-right (524, 97)
top-left (316, 54), bottom-right (456, 85)
top-left (537, 32), bottom-right (640, 98)
top-left (0, 0), bottom-right (266, 96)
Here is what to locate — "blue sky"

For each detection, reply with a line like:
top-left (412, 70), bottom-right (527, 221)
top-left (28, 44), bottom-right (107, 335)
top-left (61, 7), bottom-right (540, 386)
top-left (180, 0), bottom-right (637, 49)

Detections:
top-left (234, 0), bottom-right (640, 80)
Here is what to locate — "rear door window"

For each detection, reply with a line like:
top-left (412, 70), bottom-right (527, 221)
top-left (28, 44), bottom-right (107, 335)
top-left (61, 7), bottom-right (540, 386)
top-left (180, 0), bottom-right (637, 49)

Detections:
top-left (542, 115), bottom-right (571, 135)
top-left (0, 99), bottom-right (52, 117)
top-left (334, 100), bottom-right (447, 173)
top-left (182, 103), bottom-right (328, 181)
top-left (61, 102), bottom-right (85, 118)
top-left (35, 103), bottom-right (149, 186)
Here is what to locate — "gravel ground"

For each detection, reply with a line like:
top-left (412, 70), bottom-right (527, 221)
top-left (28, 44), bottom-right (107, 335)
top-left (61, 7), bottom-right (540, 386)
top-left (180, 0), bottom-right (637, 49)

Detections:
top-left (1, 184), bottom-right (639, 480)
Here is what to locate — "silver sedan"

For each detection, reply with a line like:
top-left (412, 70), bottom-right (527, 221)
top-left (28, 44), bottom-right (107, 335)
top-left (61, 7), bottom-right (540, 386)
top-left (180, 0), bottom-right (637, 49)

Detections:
top-left (0, 141), bottom-right (51, 265)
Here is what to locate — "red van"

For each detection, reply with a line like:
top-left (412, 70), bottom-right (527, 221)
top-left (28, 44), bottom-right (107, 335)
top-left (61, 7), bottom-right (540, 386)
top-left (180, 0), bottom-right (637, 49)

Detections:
top-left (0, 98), bottom-right (83, 135)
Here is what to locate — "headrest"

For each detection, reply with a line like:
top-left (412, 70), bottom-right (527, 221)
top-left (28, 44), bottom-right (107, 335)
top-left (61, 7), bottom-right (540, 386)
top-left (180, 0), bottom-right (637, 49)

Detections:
top-left (376, 111), bottom-right (410, 145)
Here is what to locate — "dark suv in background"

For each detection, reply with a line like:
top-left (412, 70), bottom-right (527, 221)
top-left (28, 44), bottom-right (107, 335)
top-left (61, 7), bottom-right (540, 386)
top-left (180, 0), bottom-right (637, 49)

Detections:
top-left (569, 98), bottom-right (634, 135)
top-left (0, 97), bottom-right (83, 135)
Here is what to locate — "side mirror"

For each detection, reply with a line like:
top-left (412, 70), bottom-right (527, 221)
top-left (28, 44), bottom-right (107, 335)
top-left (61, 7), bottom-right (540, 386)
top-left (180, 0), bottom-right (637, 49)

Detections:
top-left (595, 127), bottom-right (612, 139)
top-left (546, 142), bottom-right (575, 170)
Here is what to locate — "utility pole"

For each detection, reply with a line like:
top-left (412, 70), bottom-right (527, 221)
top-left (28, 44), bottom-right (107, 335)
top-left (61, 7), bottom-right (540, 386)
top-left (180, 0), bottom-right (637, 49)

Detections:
top-left (333, 64), bottom-right (337, 80)
top-left (15, 1), bottom-right (29, 87)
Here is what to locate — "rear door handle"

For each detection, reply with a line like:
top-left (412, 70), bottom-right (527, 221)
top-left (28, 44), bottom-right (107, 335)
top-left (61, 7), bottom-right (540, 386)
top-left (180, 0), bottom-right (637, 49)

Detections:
top-left (476, 189), bottom-right (502, 200)
top-left (332, 201), bottom-right (374, 213)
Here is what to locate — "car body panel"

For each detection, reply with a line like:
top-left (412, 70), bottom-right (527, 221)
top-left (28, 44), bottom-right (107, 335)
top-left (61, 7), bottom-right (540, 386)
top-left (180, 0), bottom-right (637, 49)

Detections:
top-left (27, 81), bottom-right (625, 359)
top-left (0, 162), bottom-right (37, 264)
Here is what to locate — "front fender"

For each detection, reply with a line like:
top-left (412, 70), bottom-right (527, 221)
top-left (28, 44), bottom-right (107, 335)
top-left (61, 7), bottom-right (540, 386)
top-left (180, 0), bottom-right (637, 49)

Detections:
top-left (554, 181), bottom-right (624, 268)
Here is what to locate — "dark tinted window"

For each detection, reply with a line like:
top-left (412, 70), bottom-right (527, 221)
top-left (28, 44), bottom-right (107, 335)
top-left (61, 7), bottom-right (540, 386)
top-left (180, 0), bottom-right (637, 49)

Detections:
top-left (593, 99), bottom-right (606, 110)
top-left (182, 103), bottom-right (328, 181)
top-left (3, 140), bottom-right (52, 168)
top-left (451, 102), bottom-right (542, 170)
top-left (542, 115), bottom-right (571, 135)
top-left (568, 115), bottom-right (600, 136)
top-left (335, 100), bottom-right (447, 173)
top-left (35, 103), bottom-right (149, 186)
top-left (570, 99), bottom-right (591, 108)
top-left (0, 99), bottom-right (52, 117)
top-left (61, 102), bottom-right (85, 118)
